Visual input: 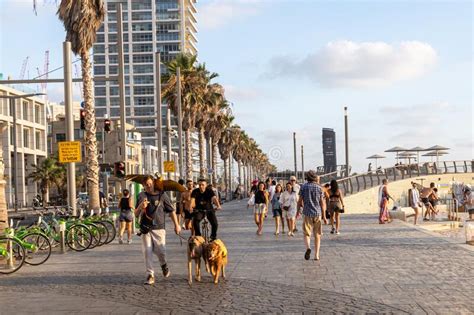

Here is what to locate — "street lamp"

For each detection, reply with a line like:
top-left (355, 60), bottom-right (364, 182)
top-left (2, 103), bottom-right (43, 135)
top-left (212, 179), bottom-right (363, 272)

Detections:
top-left (0, 93), bottom-right (45, 212)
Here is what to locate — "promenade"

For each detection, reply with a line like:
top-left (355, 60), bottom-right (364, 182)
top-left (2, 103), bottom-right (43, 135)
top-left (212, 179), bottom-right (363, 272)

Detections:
top-left (0, 200), bottom-right (473, 314)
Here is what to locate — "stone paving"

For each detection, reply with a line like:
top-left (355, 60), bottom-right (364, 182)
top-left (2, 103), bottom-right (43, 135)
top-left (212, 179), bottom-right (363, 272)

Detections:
top-left (0, 200), bottom-right (473, 314)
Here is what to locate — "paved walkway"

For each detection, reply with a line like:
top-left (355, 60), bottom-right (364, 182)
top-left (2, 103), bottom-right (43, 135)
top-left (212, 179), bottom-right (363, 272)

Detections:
top-left (1, 200), bottom-right (473, 314)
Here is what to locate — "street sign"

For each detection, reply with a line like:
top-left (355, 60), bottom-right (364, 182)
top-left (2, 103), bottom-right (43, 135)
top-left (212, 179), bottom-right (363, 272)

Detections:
top-left (163, 160), bottom-right (175, 172)
top-left (58, 141), bottom-right (82, 163)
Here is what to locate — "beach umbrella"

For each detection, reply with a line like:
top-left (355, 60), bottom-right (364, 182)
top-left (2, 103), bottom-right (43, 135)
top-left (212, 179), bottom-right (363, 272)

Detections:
top-left (422, 150), bottom-right (449, 163)
top-left (406, 146), bottom-right (428, 165)
top-left (385, 146), bottom-right (408, 163)
top-left (366, 154), bottom-right (386, 169)
top-left (398, 152), bottom-right (416, 164)
top-left (426, 145), bottom-right (450, 164)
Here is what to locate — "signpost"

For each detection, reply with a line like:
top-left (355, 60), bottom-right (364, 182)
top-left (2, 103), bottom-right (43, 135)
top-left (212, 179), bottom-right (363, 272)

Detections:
top-left (58, 141), bottom-right (82, 163)
top-left (164, 161), bottom-right (176, 173)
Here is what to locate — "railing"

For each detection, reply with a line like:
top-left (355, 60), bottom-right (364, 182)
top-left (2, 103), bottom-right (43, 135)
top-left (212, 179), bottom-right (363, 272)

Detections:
top-left (335, 160), bottom-right (473, 197)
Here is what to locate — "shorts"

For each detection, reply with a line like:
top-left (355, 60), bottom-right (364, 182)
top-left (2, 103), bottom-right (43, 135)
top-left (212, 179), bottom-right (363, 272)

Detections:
top-left (184, 209), bottom-right (193, 220)
top-left (421, 197), bottom-right (430, 206)
top-left (119, 211), bottom-right (134, 223)
top-left (254, 204), bottom-right (266, 215)
top-left (272, 208), bottom-right (282, 217)
top-left (429, 200), bottom-right (438, 207)
top-left (175, 203), bottom-right (182, 215)
top-left (328, 201), bottom-right (342, 215)
top-left (303, 216), bottom-right (322, 236)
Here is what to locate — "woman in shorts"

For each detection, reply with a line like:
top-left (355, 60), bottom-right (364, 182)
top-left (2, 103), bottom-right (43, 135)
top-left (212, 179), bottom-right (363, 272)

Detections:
top-left (118, 189), bottom-right (134, 244)
top-left (328, 179), bottom-right (345, 234)
top-left (271, 184), bottom-right (283, 235)
top-left (280, 182), bottom-right (298, 236)
top-left (254, 182), bottom-right (268, 235)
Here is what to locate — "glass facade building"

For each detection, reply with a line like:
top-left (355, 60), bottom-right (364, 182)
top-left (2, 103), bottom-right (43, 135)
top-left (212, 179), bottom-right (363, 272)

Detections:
top-left (93, 0), bottom-right (198, 148)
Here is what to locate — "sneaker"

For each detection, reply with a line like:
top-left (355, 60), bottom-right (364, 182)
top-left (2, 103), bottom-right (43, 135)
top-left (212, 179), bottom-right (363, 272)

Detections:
top-left (127, 239), bottom-right (132, 244)
top-left (330, 228), bottom-right (335, 234)
top-left (304, 248), bottom-right (311, 260)
top-left (144, 274), bottom-right (155, 285)
top-left (161, 264), bottom-right (170, 278)
top-left (335, 231), bottom-right (340, 235)
top-left (118, 238), bottom-right (123, 244)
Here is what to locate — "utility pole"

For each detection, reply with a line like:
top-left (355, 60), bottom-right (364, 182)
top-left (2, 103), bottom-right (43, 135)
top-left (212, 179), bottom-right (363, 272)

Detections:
top-left (117, 4), bottom-right (127, 190)
top-left (166, 107), bottom-right (172, 179)
top-left (293, 132), bottom-right (298, 180)
top-left (176, 67), bottom-right (184, 180)
top-left (155, 51), bottom-right (163, 174)
top-left (344, 106), bottom-right (349, 177)
top-left (301, 145), bottom-right (305, 182)
top-left (63, 42), bottom-right (76, 216)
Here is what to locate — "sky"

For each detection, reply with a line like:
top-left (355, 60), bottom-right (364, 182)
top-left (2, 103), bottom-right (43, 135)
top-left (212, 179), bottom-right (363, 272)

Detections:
top-left (0, 0), bottom-right (472, 173)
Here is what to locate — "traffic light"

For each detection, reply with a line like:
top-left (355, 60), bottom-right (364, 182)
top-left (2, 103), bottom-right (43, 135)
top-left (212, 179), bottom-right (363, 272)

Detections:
top-left (80, 109), bottom-right (86, 130)
top-left (104, 119), bottom-right (111, 133)
top-left (114, 161), bottom-right (126, 178)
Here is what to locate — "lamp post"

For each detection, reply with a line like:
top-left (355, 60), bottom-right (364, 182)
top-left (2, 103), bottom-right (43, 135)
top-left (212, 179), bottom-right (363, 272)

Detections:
top-left (344, 106), bottom-right (349, 177)
top-left (0, 93), bottom-right (45, 212)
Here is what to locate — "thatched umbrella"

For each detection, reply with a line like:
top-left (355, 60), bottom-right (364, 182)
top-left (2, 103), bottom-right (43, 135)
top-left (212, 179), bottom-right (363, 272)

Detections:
top-left (406, 146), bottom-right (428, 165)
top-left (398, 152), bottom-right (416, 164)
top-left (423, 150), bottom-right (449, 163)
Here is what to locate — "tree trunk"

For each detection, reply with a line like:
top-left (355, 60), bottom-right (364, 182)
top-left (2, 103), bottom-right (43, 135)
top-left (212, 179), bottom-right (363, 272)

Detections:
top-left (81, 52), bottom-right (100, 212)
top-left (212, 143), bottom-right (218, 186)
top-left (222, 157), bottom-right (227, 201)
top-left (42, 183), bottom-right (49, 205)
top-left (243, 165), bottom-right (247, 197)
top-left (185, 129), bottom-right (193, 180)
top-left (198, 129), bottom-right (206, 179)
top-left (237, 160), bottom-right (242, 187)
top-left (228, 156), bottom-right (232, 200)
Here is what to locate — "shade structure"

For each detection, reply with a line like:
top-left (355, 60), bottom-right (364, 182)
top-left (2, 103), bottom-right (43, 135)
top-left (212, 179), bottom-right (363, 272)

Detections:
top-left (422, 150), bottom-right (449, 163)
top-left (385, 146), bottom-right (408, 163)
top-left (425, 145), bottom-right (450, 164)
top-left (406, 146), bottom-right (428, 166)
top-left (398, 152), bottom-right (416, 164)
top-left (366, 154), bottom-right (386, 170)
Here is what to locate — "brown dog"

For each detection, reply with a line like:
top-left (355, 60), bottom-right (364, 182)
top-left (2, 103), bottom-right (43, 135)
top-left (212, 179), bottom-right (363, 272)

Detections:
top-left (205, 239), bottom-right (228, 284)
top-left (187, 236), bottom-right (206, 286)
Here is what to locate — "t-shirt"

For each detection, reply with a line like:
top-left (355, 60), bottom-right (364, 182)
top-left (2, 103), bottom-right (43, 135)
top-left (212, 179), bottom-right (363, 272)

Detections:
top-left (268, 185), bottom-right (276, 202)
top-left (299, 182), bottom-right (323, 217)
top-left (191, 188), bottom-right (215, 211)
top-left (254, 190), bottom-right (267, 204)
top-left (137, 191), bottom-right (175, 230)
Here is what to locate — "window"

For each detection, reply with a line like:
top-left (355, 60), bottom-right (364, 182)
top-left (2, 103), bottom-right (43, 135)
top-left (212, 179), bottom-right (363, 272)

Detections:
top-left (35, 131), bottom-right (41, 150)
top-left (133, 75), bottom-right (154, 84)
top-left (133, 54), bottom-right (153, 63)
top-left (22, 101), bottom-right (29, 121)
top-left (110, 107), bottom-right (130, 117)
top-left (94, 55), bottom-right (106, 64)
top-left (134, 96), bottom-right (154, 106)
top-left (132, 22), bottom-right (152, 31)
top-left (23, 128), bottom-right (30, 148)
top-left (74, 129), bottom-right (84, 140)
top-left (133, 64), bottom-right (153, 74)
top-left (132, 1), bottom-right (151, 10)
top-left (157, 1), bottom-right (178, 10)
top-left (95, 98), bottom-right (107, 107)
top-left (132, 33), bottom-right (153, 42)
top-left (133, 44), bottom-right (153, 53)
top-left (94, 66), bottom-right (106, 75)
top-left (56, 133), bottom-right (66, 142)
top-left (34, 104), bottom-right (41, 124)
top-left (157, 44), bottom-right (180, 53)
top-left (96, 108), bottom-right (106, 118)
top-left (134, 119), bottom-right (155, 127)
top-left (95, 86), bottom-right (106, 96)
top-left (157, 23), bottom-right (179, 32)
top-left (134, 106), bottom-right (155, 116)
top-left (9, 99), bottom-right (15, 117)
top-left (94, 44), bottom-right (105, 53)
top-left (132, 12), bottom-right (152, 21)
top-left (134, 86), bottom-right (154, 95)
top-left (157, 32), bottom-right (179, 41)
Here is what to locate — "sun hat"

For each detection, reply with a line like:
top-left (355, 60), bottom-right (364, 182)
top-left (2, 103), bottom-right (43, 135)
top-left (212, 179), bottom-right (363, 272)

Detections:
top-left (306, 170), bottom-right (318, 182)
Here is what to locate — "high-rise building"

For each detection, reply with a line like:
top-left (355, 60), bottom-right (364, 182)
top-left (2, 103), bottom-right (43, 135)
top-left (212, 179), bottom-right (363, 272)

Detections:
top-left (322, 128), bottom-right (337, 173)
top-left (93, 0), bottom-right (198, 148)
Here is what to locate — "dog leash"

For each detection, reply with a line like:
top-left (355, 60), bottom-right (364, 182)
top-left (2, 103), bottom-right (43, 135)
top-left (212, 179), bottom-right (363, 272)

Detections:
top-left (176, 232), bottom-right (187, 246)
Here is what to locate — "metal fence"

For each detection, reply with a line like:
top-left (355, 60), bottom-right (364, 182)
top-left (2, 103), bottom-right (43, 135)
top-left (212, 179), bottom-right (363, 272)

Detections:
top-left (336, 160), bottom-right (473, 197)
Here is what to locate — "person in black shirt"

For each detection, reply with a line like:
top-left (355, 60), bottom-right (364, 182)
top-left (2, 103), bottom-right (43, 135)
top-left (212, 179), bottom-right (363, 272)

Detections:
top-left (118, 189), bottom-right (134, 244)
top-left (190, 178), bottom-right (221, 241)
top-left (135, 175), bottom-right (181, 285)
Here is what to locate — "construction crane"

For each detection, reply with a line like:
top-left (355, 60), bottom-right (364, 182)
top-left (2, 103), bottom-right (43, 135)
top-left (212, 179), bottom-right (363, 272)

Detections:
top-left (19, 56), bottom-right (29, 80)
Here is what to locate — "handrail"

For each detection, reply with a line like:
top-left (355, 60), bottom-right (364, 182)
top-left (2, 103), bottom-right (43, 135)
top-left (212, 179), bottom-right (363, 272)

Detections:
top-left (332, 160), bottom-right (473, 197)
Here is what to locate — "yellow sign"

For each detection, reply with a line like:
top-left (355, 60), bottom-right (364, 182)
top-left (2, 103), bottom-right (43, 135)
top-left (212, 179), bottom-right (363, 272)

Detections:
top-left (58, 141), bottom-right (82, 163)
top-left (163, 160), bottom-right (175, 172)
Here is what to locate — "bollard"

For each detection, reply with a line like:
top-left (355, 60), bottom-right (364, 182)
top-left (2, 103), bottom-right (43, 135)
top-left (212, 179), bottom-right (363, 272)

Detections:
top-left (6, 227), bottom-right (14, 268)
top-left (59, 221), bottom-right (66, 254)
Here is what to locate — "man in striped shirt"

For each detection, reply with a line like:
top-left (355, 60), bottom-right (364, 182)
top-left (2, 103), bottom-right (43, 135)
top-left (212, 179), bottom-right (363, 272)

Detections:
top-left (297, 170), bottom-right (326, 261)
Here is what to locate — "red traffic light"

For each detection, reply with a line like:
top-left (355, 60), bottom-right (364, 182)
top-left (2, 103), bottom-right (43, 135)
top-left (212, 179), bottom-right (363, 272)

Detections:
top-left (104, 119), bottom-right (112, 133)
top-left (80, 109), bottom-right (86, 130)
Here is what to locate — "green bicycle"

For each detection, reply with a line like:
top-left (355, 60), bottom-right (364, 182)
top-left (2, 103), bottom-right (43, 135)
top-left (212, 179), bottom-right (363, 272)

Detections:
top-left (0, 220), bottom-right (26, 274)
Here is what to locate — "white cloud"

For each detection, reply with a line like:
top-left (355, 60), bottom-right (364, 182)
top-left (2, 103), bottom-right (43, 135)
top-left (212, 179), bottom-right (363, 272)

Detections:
top-left (264, 40), bottom-right (438, 88)
top-left (224, 84), bottom-right (261, 102)
top-left (197, 0), bottom-right (262, 30)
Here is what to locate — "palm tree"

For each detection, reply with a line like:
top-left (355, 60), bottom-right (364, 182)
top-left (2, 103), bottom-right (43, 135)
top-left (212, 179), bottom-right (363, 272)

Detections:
top-left (57, 0), bottom-right (105, 212)
top-left (28, 157), bottom-right (66, 205)
top-left (162, 53), bottom-right (206, 180)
